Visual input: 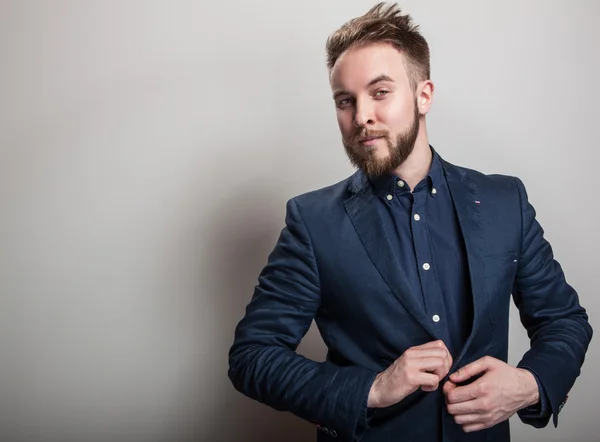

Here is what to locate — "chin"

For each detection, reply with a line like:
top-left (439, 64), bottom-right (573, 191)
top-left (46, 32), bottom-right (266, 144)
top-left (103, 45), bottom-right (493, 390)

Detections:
top-left (372, 147), bottom-right (390, 161)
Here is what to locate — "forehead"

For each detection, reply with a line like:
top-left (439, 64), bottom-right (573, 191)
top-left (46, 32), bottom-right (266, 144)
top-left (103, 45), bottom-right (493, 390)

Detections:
top-left (330, 43), bottom-right (409, 90)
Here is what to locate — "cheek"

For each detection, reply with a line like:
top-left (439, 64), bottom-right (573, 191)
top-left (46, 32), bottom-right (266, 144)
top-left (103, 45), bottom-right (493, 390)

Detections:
top-left (378, 99), bottom-right (403, 119)
top-left (336, 112), bottom-right (354, 136)
top-left (378, 99), bottom-right (413, 128)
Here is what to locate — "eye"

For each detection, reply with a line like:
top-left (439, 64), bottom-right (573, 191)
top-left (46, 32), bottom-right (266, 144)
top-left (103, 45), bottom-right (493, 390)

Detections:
top-left (337, 98), bottom-right (354, 109)
top-left (374, 90), bottom-right (390, 98)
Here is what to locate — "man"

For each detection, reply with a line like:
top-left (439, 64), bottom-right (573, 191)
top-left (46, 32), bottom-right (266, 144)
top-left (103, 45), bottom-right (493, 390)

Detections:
top-left (228, 3), bottom-right (593, 441)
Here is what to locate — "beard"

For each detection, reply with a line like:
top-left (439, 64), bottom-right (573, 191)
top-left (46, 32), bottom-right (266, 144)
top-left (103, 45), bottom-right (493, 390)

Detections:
top-left (343, 98), bottom-right (420, 177)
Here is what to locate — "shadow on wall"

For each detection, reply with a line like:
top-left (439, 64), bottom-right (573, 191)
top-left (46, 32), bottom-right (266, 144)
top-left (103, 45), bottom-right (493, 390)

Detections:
top-left (200, 181), bottom-right (327, 442)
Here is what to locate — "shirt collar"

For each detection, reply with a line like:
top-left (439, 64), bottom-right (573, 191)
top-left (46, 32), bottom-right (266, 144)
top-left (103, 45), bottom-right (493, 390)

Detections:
top-left (428, 148), bottom-right (445, 192)
top-left (369, 146), bottom-right (446, 200)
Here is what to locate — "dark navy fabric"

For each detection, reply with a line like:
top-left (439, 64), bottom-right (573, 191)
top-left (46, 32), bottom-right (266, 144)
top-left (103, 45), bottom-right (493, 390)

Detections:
top-left (369, 150), bottom-right (473, 356)
top-left (369, 149), bottom-right (548, 417)
top-left (228, 153), bottom-right (592, 442)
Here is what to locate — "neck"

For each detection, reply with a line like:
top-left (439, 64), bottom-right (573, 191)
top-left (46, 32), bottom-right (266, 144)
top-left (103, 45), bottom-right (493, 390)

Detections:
top-left (391, 119), bottom-right (432, 190)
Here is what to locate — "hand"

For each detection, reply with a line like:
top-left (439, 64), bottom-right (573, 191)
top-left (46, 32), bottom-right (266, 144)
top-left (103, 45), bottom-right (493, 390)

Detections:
top-left (443, 356), bottom-right (540, 432)
top-left (368, 340), bottom-right (452, 408)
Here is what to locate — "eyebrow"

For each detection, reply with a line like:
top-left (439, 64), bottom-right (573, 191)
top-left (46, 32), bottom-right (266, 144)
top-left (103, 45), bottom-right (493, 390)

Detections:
top-left (332, 74), bottom-right (395, 100)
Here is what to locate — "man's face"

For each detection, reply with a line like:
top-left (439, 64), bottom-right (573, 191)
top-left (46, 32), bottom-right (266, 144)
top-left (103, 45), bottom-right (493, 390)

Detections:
top-left (330, 43), bottom-right (421, 177)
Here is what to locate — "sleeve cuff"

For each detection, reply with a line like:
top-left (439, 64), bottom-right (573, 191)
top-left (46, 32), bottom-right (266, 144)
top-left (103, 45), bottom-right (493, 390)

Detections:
top-left (518, 370), bottom-right (550, 418)
top-left (354, 373), bottom-right (378, 441)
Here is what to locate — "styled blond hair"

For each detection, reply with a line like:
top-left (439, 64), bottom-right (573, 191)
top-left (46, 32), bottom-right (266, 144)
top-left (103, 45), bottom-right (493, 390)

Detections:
top-left (326, 2), bottom-right (430, 90)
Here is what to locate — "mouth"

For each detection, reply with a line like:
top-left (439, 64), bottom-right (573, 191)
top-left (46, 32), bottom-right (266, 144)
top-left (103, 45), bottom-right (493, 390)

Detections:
top-left (359, 136), bottom-right (383, 146)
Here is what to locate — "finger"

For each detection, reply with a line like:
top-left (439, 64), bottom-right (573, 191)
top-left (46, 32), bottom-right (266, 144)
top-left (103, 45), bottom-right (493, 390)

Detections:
top-left (402, 349), bottom-right (450, 363)
top-left (415, 372), bottom-right (440, 390)
top-left (446, 383), bottom-right (480, 404)
top-left (453, 413), bottom-right (484, 426)
top-left (413, 357), bottom-right (450, 373)
top-left (435, 353), bottom-right (453, 377)
top-left (431, 364), bottom-right (451, 380)
top-left (446, 399), bottom-right (482, 416)
top-left (442, 380), bottom-right (457, 396)
top-left (450, 357), bottom-right (493, 383)
top-left (420, 383), bottom-right (439, 392)
top-left (412, 348), bottom-right (451, 358)
top-left (412, 340), bottom-right (449, 351)
top-left (403, 346), bottom-right (452, 370)
top-left (462, 423), bottom-right (487, 433)
top-left (427, 341), bottom-right (451, 364)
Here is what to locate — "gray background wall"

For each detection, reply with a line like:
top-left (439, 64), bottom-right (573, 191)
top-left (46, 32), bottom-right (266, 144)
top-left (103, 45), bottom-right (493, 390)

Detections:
top-left (0, 1), bottom-right (598, 441)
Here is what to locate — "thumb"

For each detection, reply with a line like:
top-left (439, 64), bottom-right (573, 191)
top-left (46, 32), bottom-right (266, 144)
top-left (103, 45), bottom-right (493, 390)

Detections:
top-left (450, 357), bottom-right (493, 383)
top-left (442, 380), bottom-right (457, 396)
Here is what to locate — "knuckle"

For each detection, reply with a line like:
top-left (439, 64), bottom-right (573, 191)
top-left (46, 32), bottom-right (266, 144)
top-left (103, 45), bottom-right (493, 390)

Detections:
top-left (444, 363), bottom-right (452, 376)
top-left (444, 357), bottom-right (452, 369)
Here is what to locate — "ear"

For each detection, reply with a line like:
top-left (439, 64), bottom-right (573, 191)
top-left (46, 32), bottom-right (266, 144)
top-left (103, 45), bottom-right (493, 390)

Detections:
top-left (417, 80), bottom-right (434, 115)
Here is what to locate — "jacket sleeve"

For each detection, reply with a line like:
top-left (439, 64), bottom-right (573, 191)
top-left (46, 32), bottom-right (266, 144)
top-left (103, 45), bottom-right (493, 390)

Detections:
top-left (228, 198), bottom-right (377, 441)
top-left (512, 177), bottom-right (593, 428)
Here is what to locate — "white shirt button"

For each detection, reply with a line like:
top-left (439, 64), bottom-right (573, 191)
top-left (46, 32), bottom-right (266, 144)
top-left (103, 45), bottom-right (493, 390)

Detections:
top-left (431, 188), bottom-right (437, 195)
top-left (414, 214), bottom-right (421, 221)
top-left (386, 194), bottom-right (393, 201)
top-left (422, 263), bottom-right (430, 271)
top-left (397, 180), bottom-right (405, 187)
top-left (432, 314), bottom-right (440, 323)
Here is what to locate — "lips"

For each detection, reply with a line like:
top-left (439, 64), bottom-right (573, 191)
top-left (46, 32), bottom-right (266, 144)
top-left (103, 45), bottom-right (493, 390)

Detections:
top-left (360, 136), bottom-right (382, 142)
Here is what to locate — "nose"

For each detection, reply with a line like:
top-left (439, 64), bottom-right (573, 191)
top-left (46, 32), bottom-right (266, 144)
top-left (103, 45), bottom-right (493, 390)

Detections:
top-left (353, 99), bottom-right (375, 128)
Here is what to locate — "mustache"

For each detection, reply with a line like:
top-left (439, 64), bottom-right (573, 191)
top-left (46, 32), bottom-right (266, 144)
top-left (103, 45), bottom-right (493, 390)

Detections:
top-left (352, 129), bottom-right (389, 142)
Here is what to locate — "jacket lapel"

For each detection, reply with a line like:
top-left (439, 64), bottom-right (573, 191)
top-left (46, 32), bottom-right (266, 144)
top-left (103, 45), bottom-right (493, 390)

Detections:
top-left (441, 160), bottom-right (487, 364)
top-left (344, 171), bottom-right (441, 340)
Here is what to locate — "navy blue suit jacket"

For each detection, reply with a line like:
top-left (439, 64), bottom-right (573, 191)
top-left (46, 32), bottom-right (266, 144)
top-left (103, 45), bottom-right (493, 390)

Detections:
top-left (228, 158), bottom-right (592, 442)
